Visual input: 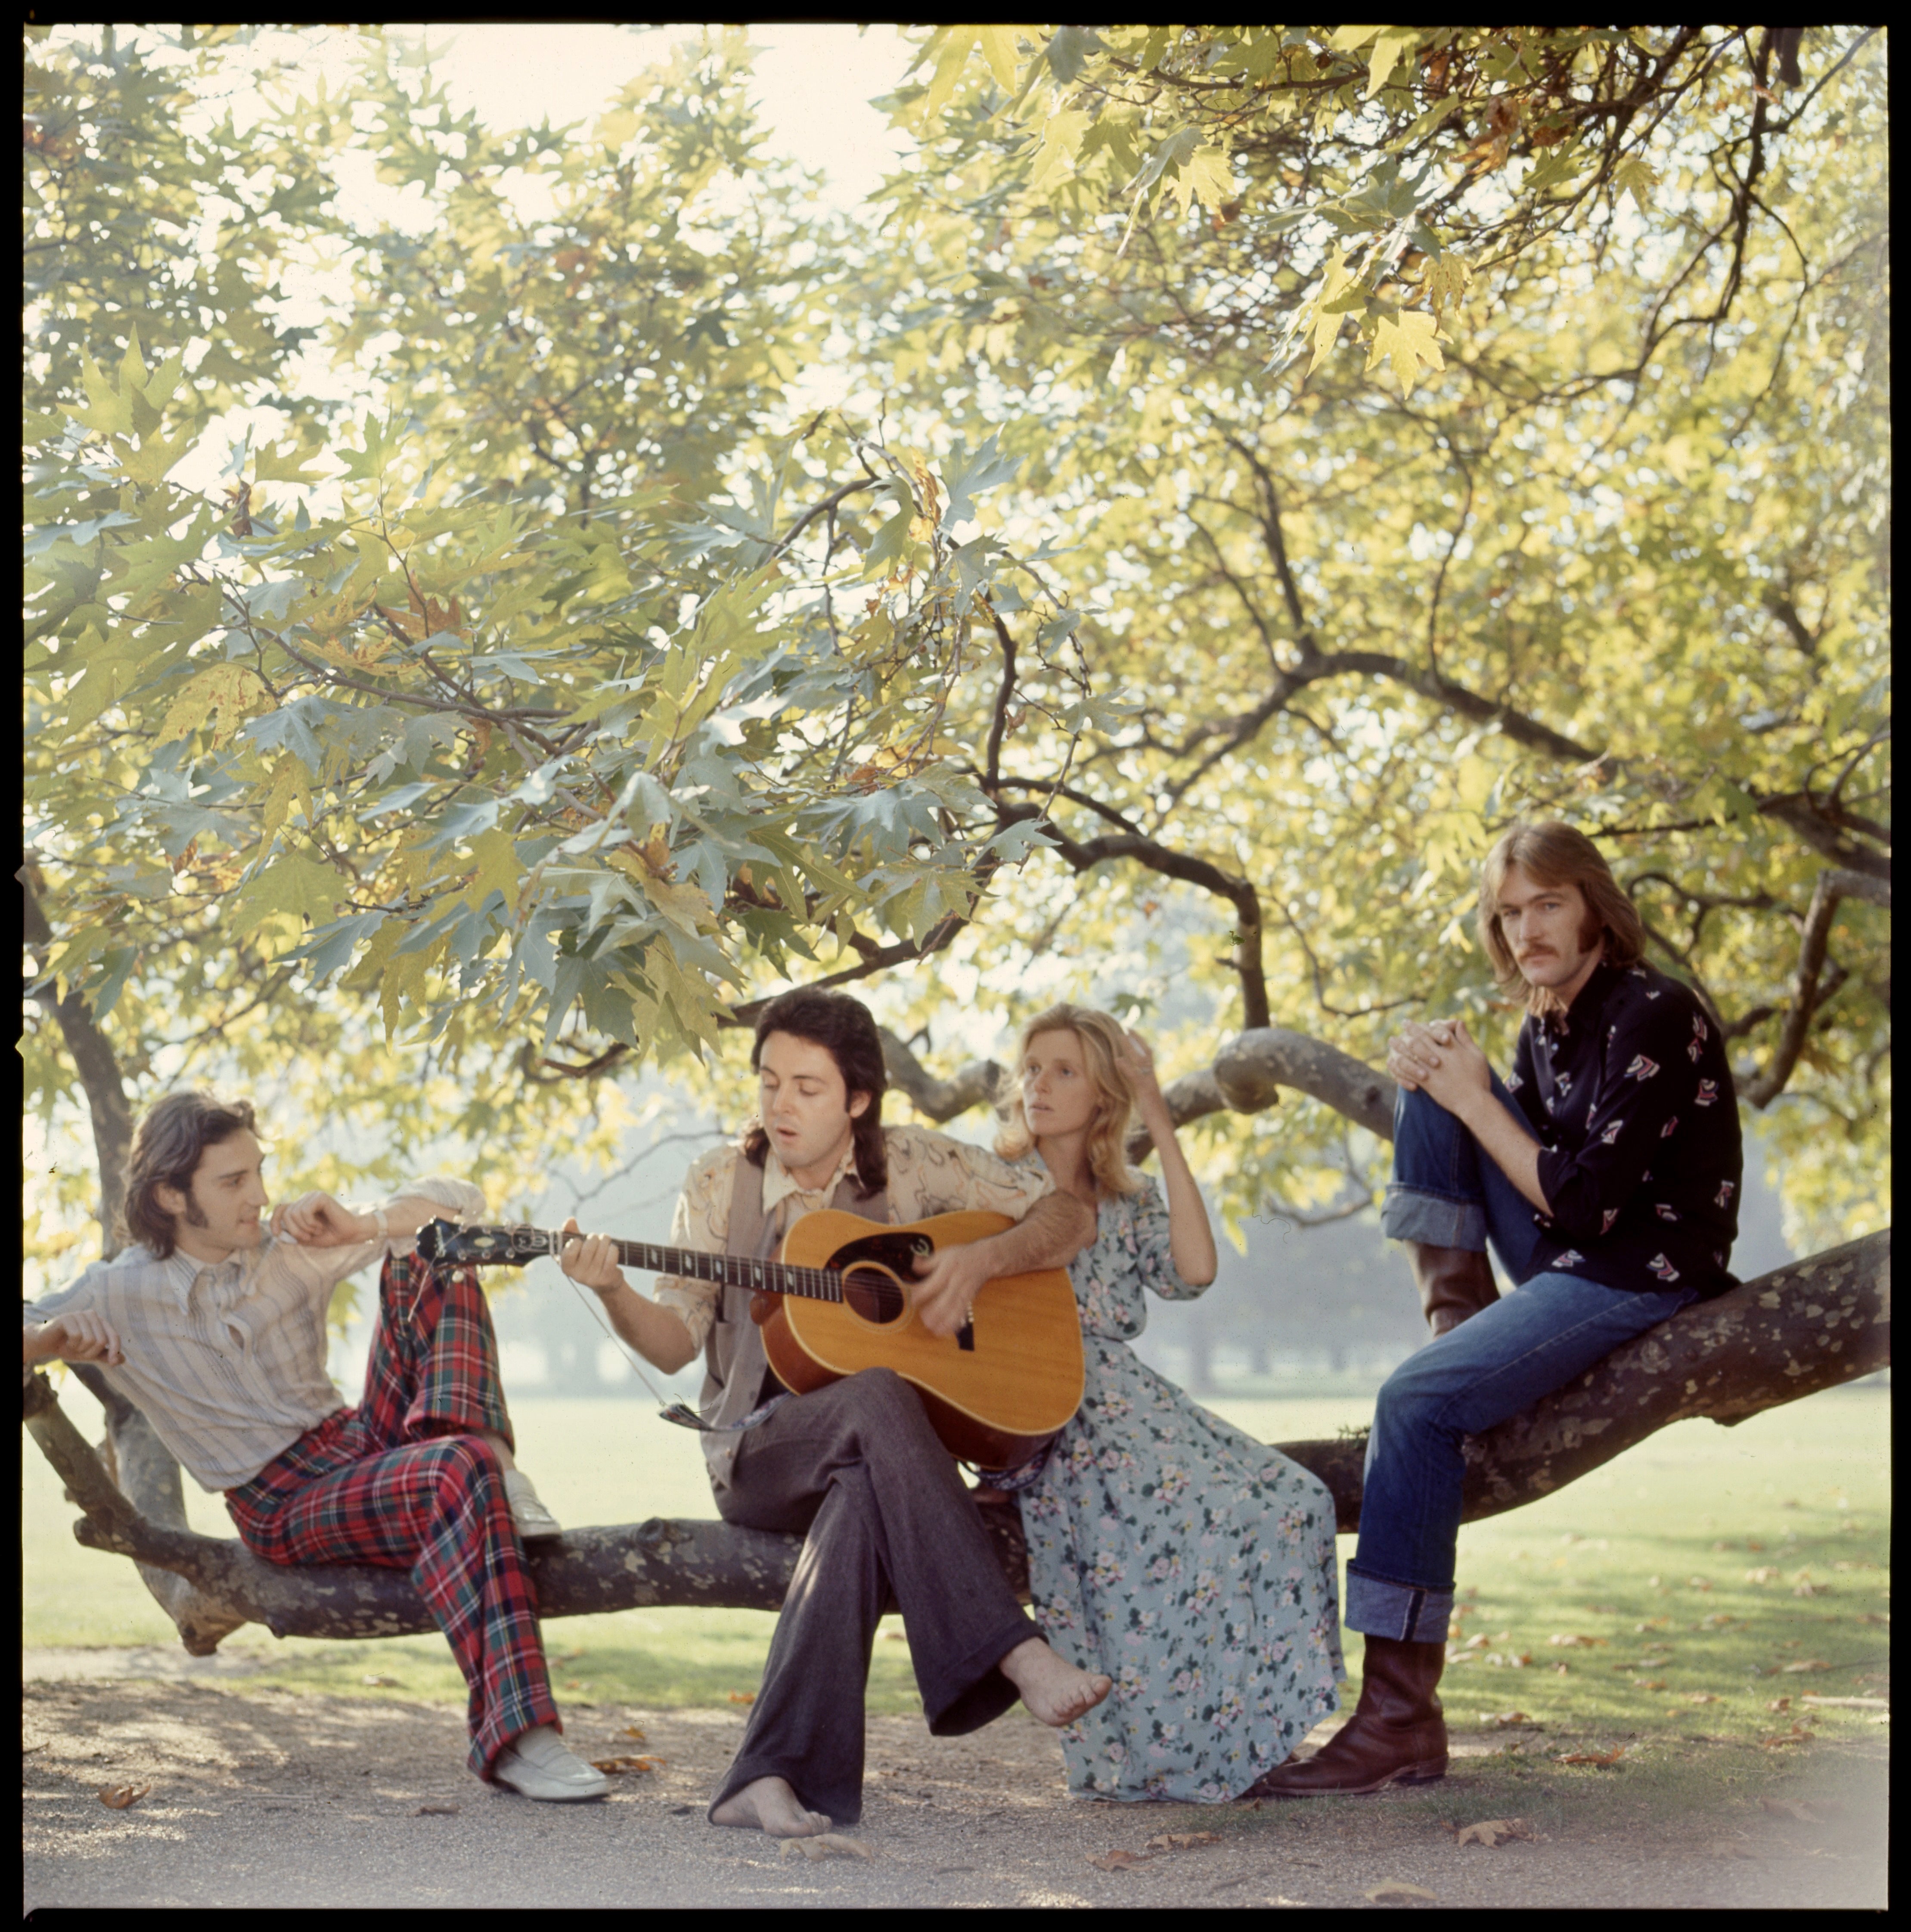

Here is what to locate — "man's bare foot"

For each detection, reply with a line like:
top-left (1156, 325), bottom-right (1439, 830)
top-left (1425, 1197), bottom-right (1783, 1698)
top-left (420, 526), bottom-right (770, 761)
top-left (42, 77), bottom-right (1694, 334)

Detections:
top-left (999, 1636), bottom-right (1113, 1727)
top-left (709, 1775), bottom-right (832, 1838)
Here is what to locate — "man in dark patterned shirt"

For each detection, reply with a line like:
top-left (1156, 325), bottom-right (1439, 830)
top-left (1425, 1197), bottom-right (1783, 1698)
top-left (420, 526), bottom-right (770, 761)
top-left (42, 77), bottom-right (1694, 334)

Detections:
top-left (1252, 821), bottom-right (1740, 1801)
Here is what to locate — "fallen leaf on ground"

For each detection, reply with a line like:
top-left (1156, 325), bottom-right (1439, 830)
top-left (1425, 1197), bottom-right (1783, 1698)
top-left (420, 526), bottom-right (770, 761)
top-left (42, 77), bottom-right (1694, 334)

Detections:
top-left (781, 1834), bottom-right (872, 1862)
top-left (1781, 1659), bottom-right (1835, 1673)
top-left (1682, 1693), bottom-right (1719, 1705)
top-left (1480, 1711), bottom-right (1538, 1729)
top-left (363, 1674), bottom-right (399, 1687)
top-left (1757, 1724), bottom-right (1814, 1749)
top-left (1455, 1817), bottom-right (1533, 1848)
top-left (1746, 1567), bottom-right (1780, 1584)
top-left (727, 1692), bottom-right (756, 1706)
top-left (1087, 1848), bottom-right (1154, 1870)
top-left (1556, 1746), bottom-right (1625, 1766)
top-left (415, 1804), bottom-right (459, 1816)
top-left (589, 1755), bottom-right (660, 1777)
top-left (1551, 1662), bottom-right (1570, 1674)
top-left (620, 1725), bottom-right (646, 1743)
top-left (1364, 1879), bottom-right (1437, 1903)
top-left (1145, 1830), bottom-right (1221, 1851)
top-left (98, 1784), bottom-right (152, 1809)
top-left (1768, 1697), bottom-right (1792, 1712)
top-left (1634, 1679), bottom-right (1669, 1691)
top-left (1548, 1633), bottom-right (1605, 1647)
top-left (1760, 1798), bottom-right (1827, 1823)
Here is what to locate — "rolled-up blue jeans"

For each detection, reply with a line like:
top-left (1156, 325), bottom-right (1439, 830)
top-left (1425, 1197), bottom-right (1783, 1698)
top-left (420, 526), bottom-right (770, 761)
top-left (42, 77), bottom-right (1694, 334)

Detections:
top-left (1347, 1083), bottom-right (1696, 1642)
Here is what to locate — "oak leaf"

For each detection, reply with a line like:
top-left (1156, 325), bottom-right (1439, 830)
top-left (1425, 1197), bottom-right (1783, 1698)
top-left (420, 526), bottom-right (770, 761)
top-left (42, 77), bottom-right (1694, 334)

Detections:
top-left (1556, 1745), bottom-right (1625, 1766)
top-left (99, 1783), bottom-right (152, 1809)
top-left (589, 1755), bottom-right (659, 1776)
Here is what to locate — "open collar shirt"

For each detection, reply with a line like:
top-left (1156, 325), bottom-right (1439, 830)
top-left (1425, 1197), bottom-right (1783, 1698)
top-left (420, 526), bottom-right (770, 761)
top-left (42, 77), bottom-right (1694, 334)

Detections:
top-left (651, 1123), bottom-right (1054, 1354)
top-left (1510, 957), bottom-right (1742, 1296)
top-left (23, 1175), bottom-right (485, 1492)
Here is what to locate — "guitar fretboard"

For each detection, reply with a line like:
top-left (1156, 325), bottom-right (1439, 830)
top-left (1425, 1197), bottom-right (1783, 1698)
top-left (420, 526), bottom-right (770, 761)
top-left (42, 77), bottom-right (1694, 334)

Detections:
top-left (537, 1228), bottom-right (853, 1304)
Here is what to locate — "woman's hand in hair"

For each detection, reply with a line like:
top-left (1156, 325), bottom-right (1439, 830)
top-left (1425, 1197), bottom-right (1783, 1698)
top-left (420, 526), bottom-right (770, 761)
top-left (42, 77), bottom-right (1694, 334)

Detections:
top-left (1117, 1028), bottom-right (1171, 1127)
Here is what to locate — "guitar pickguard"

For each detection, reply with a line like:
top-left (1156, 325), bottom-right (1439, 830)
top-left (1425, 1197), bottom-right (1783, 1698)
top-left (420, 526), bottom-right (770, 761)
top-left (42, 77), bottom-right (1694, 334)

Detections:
top-left (824, 1227), bottom-right (936, 1326)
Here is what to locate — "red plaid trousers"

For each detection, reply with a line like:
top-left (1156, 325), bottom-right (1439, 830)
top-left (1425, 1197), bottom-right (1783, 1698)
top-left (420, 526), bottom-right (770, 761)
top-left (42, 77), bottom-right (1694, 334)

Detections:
top-left (225, 1252), bottom-right (559, 1778)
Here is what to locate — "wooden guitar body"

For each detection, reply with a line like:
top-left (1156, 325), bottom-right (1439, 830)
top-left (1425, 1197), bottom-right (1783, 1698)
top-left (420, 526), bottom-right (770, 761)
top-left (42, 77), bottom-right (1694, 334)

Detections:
top-left (751, 1209), bottom-right (1085, 1467)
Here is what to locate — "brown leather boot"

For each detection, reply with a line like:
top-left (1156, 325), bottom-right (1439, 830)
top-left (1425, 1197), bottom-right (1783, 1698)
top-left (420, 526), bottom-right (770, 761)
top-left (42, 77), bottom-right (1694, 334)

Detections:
top-left (1408, 1242), bottom-right (1499, 1337)
top-left (1242, 1636), bottom-right (1448, 1799)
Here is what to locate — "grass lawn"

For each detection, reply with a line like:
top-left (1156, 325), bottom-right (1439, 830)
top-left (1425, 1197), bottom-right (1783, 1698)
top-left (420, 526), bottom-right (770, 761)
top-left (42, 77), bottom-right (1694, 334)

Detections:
top-left (23, 1380), bottom-right (1889, 1761)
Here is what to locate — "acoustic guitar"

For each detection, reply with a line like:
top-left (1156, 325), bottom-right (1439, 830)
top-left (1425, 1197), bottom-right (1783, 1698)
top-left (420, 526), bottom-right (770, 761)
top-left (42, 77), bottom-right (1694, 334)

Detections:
top-left (417, 1212), bottom-right (1085, 1468)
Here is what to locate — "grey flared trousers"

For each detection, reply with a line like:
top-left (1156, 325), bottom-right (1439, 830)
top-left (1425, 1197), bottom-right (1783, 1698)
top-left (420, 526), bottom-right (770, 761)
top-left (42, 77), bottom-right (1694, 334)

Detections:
top-left (708, 1366), bottom-right (1039, 1824)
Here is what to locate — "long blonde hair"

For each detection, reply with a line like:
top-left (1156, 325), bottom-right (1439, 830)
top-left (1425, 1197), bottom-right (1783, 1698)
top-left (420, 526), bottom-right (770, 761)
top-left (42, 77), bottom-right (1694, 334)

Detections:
top-left (994, 1003), bottom-right (1143, 1200)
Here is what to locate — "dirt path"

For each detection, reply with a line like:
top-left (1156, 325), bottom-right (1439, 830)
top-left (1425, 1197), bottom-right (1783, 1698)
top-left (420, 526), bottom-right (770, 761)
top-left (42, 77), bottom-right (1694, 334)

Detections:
top-left (23, 1661), bottom-right (1886, 1912)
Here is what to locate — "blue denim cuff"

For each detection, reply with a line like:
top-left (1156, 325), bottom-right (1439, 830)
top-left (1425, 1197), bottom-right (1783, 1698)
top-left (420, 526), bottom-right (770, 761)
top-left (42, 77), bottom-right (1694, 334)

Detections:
top-left (1379, 1185), bottom-right (1488, 1252)
top-left (1345, 1564), bottom-right (1454, 1643)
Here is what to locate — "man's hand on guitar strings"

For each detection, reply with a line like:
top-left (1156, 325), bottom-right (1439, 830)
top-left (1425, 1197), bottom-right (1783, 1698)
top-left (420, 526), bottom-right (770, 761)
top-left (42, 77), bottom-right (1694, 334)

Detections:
top-left (910, 1238), bottom-right (992, 1338)
top-left (557, 1217), bottom-right (627, 1298)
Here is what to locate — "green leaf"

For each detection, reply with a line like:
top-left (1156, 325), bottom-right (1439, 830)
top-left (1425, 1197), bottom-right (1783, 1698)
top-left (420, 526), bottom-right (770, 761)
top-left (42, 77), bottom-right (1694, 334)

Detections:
top-left (229, 854), bottom-right (353, 937)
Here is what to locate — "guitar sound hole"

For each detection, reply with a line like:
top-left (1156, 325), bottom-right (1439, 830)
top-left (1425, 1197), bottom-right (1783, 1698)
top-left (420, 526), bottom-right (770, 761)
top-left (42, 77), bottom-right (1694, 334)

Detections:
top-left (842, 1265), bottom-right (906, 1325)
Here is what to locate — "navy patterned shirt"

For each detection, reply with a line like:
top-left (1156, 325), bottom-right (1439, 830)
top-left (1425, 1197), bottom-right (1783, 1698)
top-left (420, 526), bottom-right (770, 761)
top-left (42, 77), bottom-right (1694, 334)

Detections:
top-left (1508, 956), bottom-right (1741, 1298)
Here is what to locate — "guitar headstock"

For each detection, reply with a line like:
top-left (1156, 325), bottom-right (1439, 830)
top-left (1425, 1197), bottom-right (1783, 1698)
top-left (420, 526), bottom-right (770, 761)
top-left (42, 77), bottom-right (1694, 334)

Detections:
top-left (417, 1220), bottom-right (552, 1268)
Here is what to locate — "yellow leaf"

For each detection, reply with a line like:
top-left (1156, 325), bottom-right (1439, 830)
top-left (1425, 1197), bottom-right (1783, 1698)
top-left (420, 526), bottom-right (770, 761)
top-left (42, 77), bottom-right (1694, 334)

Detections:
top-left (977, 24), bottom-right (1023, 90)
top-left (1422, 253), bottom-right (1472, 323)
top-left (1365, 308), bottom-right (1446, 398)
top-left (1612, 155), bottom-right (1658, 212)
top-left (465, 828), bottom-right (520, 914)
top-left (915, 27), bottom-right (979, 124)
top-left (1365, 28), bottom-right (1420, 98)
top-left (159, 664), bottom-right (267, 745)
top-left (1027, 109), bottom-right (1091, 194)
top-left (1170, 144), bottom-right (1235, 218)
top-left (1305, 250), bottom-right (1356, 374)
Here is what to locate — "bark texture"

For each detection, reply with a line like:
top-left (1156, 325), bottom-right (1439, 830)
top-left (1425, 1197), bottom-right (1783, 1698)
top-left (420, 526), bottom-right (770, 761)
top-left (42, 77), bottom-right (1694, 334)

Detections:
top-left (22, 1229), bottom-right (1886, 1652)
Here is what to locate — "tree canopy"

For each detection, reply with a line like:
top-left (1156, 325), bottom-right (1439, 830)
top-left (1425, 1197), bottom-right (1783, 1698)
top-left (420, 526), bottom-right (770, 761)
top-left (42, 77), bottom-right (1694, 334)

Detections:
top-left (23, 24), bottom-right (1888, 1271)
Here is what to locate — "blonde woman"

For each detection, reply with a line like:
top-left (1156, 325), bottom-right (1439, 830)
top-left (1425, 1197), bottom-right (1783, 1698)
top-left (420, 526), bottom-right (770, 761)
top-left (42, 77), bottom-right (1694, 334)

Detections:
top-left (990, 1004), bottom-right (1344, 1804)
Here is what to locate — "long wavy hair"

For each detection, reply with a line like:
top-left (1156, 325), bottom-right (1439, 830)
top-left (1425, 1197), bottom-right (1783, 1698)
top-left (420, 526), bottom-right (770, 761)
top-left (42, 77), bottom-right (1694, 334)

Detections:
top-left (119, 1091), bottom-right (260, 1260)
top-left (994, 1003), bottom-right (1142, 1200)
top-left (741, 988), bottom-right (887, 1198)
top-left (1478, 820), bottom-right (1645, 1017)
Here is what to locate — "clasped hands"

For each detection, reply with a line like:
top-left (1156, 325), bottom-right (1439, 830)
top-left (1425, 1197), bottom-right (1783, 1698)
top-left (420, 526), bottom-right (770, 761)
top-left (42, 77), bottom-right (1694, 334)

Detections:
top-left (1387, 1016), bottom-right (1491, 1112)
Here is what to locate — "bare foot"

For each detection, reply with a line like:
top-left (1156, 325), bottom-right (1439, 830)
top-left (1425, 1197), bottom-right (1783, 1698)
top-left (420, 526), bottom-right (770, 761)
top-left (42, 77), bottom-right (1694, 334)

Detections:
top-left (709, 1775), bottom-right (832, 1838)
top-left (999, 1635), bottom-right (1113, 1727)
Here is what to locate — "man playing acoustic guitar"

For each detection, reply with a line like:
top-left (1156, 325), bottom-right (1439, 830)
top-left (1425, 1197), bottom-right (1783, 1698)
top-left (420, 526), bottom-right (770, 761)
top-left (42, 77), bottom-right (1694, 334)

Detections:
top-left (558, 987), bottom-right (1111, 1838)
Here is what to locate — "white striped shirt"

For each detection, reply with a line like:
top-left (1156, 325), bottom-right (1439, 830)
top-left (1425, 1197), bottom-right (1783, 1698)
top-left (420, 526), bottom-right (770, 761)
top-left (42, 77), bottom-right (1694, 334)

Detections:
top-left (23, 1175), bottom-right (485, 1492)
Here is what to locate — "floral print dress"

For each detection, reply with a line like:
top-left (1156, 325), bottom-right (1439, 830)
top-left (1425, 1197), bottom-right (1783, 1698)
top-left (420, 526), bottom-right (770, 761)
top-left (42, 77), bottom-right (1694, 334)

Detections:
top-left (1015, 1172), bottom-right (1344, 1802)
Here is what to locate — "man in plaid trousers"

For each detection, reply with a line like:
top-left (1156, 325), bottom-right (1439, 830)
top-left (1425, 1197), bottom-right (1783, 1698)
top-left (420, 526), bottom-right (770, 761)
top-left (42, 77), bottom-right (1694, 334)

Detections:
top-left (23, 1090), bottom-right (603, 1801)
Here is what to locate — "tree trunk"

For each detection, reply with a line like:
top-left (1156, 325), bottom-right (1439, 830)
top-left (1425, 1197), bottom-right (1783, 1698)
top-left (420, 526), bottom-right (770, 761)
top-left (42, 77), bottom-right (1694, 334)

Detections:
top-left (22, 1229), bottom-right (1886, 1653)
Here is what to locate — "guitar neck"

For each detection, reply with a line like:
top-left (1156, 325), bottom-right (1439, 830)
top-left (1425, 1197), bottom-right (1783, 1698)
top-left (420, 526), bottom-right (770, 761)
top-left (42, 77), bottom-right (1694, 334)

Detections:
top-left (552, 1229), bottom-right (845, 1304)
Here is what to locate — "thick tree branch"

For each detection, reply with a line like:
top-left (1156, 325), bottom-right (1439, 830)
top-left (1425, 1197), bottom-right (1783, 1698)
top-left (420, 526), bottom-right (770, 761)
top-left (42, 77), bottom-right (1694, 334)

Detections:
top-left (25, 1231), bottom-right (1887, 1642)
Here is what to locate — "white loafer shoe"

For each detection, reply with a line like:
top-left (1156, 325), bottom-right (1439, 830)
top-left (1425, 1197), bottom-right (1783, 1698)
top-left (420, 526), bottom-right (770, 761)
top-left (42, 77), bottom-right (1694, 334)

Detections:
top-left (503, 1469), bottom-right (563, 1540)
top-left (493, 1724), bottom-right (609, 1802)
